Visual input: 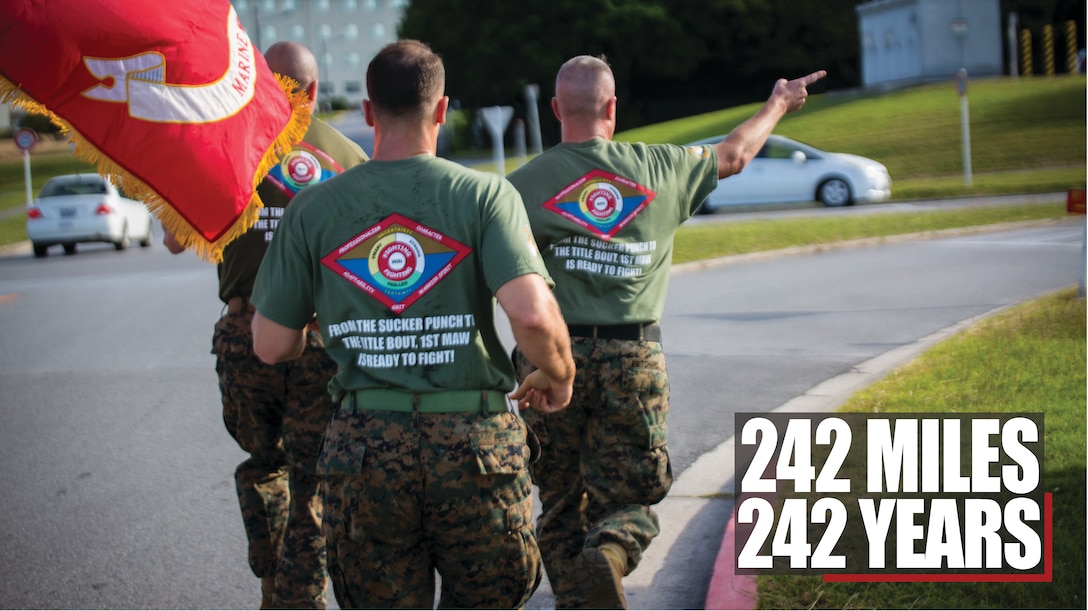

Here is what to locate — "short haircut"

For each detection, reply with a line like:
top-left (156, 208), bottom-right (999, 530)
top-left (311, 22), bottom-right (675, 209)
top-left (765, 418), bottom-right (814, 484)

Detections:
top-left (366, 39), bottom-right (445, 118)
top-left (263, 40), bottom-right (319, 94)
top-left (554, 54), bottom-right (615, 119)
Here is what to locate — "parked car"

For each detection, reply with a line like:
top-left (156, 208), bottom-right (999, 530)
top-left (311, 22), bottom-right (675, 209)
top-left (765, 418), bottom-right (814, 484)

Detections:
top-left (26, 173), bottom-right (153, 257)
top-left (688, 134), bottom-right (891, 212)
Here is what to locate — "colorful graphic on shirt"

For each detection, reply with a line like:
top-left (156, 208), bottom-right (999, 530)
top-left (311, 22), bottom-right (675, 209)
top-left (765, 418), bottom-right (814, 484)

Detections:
top-left (321, 213), bottom-right (471, 313)
top-left (542, 169), bottom-right (656, 240)
top-left (265, 141), bottom-right (346, 197)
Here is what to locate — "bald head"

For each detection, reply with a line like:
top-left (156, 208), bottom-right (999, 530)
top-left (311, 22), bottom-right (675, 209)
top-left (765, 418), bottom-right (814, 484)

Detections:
top-left (554, 55), bottom-right (615, 120)
top-left (264, 41), bottom-right (320, 99)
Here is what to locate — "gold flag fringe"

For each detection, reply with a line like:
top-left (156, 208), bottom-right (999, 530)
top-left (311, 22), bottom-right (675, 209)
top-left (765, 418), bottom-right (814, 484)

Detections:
top-left (0, 73), bottom-right (311, 263)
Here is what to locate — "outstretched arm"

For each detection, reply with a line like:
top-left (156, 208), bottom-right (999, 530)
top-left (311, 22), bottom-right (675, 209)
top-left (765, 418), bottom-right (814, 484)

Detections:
top-left (715, 70), bottom-right (827, 179)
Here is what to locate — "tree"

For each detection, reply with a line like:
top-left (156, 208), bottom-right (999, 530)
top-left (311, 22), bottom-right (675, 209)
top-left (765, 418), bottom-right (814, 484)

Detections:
top-left (399, 0), bottom-right (706, 112)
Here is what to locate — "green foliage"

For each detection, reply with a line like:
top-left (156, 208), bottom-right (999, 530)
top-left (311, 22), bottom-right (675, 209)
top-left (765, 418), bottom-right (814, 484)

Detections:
top-left (400, 0), bottom-right (708, 109)
top-left (328, 96), bottom-right (352, 111)
top-left (17, 112), bottom-right (61, 136)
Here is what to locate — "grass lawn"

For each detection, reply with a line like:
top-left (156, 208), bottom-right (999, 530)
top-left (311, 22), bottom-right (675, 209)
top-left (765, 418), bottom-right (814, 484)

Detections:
top-left (755, 288), bottom-right (1086, 609)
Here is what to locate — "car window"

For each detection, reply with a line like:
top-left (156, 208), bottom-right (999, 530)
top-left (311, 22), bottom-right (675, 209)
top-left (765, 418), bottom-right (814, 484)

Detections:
top-left (764, 141), bottom-right (795, 160)
top-left (40, 180), bottom-right (106, 197)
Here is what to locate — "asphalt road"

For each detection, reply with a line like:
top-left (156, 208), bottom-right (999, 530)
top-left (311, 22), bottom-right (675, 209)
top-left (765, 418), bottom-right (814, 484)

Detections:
top-left (0, 207), bottom-right (1081, 609)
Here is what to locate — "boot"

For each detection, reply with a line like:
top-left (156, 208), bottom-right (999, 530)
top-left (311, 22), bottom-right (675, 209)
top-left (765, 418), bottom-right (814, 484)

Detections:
top-left (574, 541), bottom-right (628, 609)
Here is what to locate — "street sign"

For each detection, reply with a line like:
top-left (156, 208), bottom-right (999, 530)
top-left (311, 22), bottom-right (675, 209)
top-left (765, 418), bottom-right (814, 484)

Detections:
top-left (14, 127), bottom-right (37, 151)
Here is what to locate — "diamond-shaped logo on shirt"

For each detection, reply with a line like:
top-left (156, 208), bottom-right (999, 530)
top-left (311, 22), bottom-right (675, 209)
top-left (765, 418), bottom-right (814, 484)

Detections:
top-left (542, 169), bottom-right (656, 240)
top-left (321, 213), bottom-right (472, 313)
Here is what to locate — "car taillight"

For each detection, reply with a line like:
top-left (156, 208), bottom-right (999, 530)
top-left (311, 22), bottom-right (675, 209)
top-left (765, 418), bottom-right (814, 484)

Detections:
top-left (27, 207), bottom-right (42, 219)
top-left (95, 203), bottom-right (114, 215)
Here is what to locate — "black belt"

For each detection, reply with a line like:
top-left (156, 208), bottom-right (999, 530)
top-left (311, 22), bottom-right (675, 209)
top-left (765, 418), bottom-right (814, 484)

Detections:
top-left (567, 323), bottom-right (661, 342)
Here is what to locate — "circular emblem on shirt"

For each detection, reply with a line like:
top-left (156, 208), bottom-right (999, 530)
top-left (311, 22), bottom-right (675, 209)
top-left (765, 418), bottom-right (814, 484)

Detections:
top-left (368, 232), bottom-right (425, 290)
top-left (281, 149), bottom-right (322, 190)
top-left (579, 181), bottom-right (623, 225)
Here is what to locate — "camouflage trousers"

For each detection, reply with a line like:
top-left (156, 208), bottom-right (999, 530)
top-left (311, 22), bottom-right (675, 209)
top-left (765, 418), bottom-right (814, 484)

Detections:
top-left (514, 337), bottom-right (672, 609)
top-left (318, 401), bottom-right (542, 609)
top-left (214, 310), bottom-right (338, 609)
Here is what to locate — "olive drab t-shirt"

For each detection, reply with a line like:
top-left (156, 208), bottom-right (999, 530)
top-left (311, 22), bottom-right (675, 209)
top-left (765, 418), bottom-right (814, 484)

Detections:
top-left (217, 118), bottom-right (369, 303)
top-left (251, 155), bottom-right (550, 399)
top-left (506, 138), bottom-right (719, 326)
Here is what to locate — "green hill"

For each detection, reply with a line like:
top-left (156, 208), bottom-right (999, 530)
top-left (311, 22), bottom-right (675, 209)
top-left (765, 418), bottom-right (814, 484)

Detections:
top-left (617, 75), bottom-right (1086, 196)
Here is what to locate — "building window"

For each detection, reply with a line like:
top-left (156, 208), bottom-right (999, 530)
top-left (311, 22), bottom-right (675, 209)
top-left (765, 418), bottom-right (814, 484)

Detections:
top-left (342, 0), bottom-right (358, 10)
top-left (261, 0), bottom-right (275, 11)
top-left (346, 51), bottom-right (362, 67)
top-left (320, 82), bottom-right (334, 95)
top-left (372, 22), bottom-right (386, 40)
top-left (345, 81), bottom-right (362, 94)
top-left (290, 24), bottom-right (305, 41)
top-left (283, 0), bottom-right (296, 10)
top-left (364, 0), bottom-right (377, 10)
top-left (235, 0), bottom-right (248, 11)
top-left (317, 23), bottom-right (333, 39)
top-left (261, 25), bottom-right (277, 44)
top-left (343, 23), bottom-right (359, 40)
top-left (391, 0), bottom-right (407, 7)
top-left (316, 0), bottom-right (330, 11)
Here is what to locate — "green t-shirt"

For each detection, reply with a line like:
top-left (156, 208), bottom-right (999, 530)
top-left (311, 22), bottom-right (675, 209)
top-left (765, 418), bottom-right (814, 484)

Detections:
top-left (252, 155), bottom-right (549, 399)
top-left (218, 118), bottom-right (369, 303)
top-left (507, 138), bottom-right (719, 325)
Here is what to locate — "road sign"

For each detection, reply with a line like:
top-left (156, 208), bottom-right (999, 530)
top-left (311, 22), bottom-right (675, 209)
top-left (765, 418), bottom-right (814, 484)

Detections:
top-left (14, 127), bottom-right (37, 151)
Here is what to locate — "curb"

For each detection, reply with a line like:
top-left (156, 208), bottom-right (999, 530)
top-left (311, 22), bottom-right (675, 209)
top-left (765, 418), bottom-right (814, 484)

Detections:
top-left (671, 218), bottom-right (1076, 276)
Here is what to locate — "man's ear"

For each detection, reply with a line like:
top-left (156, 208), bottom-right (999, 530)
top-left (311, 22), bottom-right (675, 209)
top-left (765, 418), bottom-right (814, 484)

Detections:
top-left (434, 96), bottom-right (450, 125)
top-left (362, 99), bottom-right (375, 127)
top-left (605, 96), bottom-right (617, 121)
top-left (550, 97), bottom-right (561, 122)
top-left (306, 81), bottom-right (319, 105)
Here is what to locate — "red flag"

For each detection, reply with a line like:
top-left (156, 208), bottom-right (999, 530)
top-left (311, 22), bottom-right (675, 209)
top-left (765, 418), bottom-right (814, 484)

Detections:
top-left (0, 0), bottom-right (309, 261)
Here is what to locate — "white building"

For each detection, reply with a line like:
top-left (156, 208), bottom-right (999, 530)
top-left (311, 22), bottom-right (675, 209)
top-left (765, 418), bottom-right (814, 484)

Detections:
top-left (856, 0), bottom-right (1003, 88)
top-left (232, 0), bottom-right (408, 106)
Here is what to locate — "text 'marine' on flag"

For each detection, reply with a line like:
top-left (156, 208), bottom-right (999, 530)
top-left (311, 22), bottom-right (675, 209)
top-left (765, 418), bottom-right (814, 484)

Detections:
top-left (0, 0), bottom-right (310, 262)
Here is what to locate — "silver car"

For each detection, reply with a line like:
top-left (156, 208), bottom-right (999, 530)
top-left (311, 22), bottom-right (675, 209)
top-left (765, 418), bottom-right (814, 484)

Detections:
top-left (690, 134), bottom-right (892, 212)
top-left (26, 173), bottom-right (153, 257)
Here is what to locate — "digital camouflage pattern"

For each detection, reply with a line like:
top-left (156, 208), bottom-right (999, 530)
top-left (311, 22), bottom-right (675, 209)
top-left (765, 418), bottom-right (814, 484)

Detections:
top-left (318, 405), bottom-right (542, 609)
top-left (214, 310), bottom-right (339, 609)
top-left (515, 337), bottom-right (672, 609)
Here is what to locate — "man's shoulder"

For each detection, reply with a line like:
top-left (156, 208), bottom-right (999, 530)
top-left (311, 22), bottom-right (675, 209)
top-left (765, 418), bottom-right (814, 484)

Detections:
top-left (304, 118), bottom-right (369, 164)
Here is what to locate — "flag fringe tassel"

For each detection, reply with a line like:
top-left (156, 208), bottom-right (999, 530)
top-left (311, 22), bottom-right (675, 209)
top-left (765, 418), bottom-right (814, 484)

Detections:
top-left (0, 74), bottom-right (311, 263)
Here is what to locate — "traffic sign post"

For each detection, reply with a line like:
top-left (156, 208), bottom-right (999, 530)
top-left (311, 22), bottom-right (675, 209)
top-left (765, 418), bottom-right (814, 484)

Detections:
top-left (13, 128), bottom-right (37, 206)
top-left (480, 106), bottom-right (514, 176)
top-left (955, 68), bottom-right (973, 187)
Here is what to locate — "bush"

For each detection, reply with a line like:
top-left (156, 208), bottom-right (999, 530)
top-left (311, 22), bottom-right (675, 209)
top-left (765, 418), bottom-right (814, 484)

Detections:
top-left (329, 96), bottom-right (351, 111)
top-left (18, 112), bottom-right (61, 136)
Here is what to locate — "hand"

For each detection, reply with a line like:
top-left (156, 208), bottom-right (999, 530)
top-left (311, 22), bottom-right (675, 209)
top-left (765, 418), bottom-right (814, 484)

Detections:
top-left (772, 70), bottom-right (827, 113)
top-left (509, 369), bottom-right (573, 414)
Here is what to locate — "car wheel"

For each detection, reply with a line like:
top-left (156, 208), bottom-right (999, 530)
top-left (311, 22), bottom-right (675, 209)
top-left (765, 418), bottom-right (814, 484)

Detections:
top-left (33, 243), bottom-right (48, 258)
top-left (63, 242), bottom-right (76, 255)
top-left (138, 217), bottom-right (152, 248)
top-left (817, 178), bottom-right (852, 207)
top-left (114, 225), bottom-right (130, 251)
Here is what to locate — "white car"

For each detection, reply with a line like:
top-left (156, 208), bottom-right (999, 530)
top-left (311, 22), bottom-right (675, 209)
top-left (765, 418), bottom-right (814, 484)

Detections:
top-left (690, 134), bottom-right (891, 211)
top-left (27, 173), bottom-right (154, 257)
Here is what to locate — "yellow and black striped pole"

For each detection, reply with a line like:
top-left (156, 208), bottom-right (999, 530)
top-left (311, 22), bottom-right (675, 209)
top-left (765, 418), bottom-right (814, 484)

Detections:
top-left (1043, 24), bottom-right (1055, 76)
top-left (1066, 20), bottom-right (1078, 73)
top-left (1020, 28), bottom-right (1033, 75)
